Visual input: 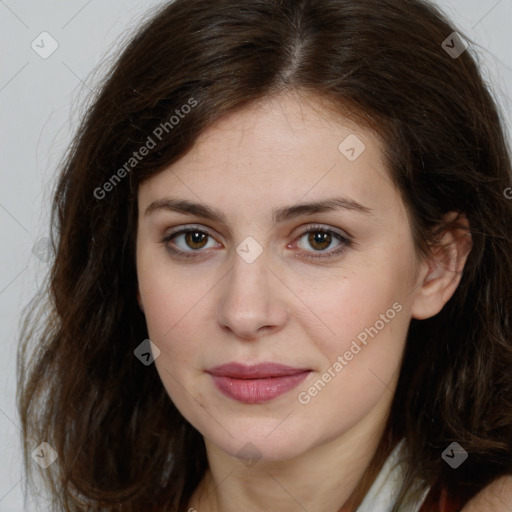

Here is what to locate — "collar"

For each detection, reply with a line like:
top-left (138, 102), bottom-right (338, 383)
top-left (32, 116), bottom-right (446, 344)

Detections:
top-left (355, 439), bottom-right (431, 512)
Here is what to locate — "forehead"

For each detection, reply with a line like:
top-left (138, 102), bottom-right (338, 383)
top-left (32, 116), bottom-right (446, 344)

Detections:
top-left (138, 92), bottom-right (401, 224)
top-left (189, 92), bottom-right (380, 164)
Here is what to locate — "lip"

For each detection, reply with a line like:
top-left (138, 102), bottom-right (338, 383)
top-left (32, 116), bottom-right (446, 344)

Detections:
top-left (206, 362), bottom-right (311, 404)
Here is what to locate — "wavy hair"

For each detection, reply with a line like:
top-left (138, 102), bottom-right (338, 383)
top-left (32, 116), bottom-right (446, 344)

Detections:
top-left (17, 0), bottom-right (512, 510)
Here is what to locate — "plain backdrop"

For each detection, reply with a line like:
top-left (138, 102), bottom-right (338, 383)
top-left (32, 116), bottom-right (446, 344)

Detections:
top-left (1, 0), bottom-right (511, 510)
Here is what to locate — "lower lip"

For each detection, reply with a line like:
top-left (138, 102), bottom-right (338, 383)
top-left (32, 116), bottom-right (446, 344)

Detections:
top-left (209, 372), bottom-right (310, 404)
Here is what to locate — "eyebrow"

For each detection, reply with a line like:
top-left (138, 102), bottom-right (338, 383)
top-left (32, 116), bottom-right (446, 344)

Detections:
top-left (144, 196), bottom-right (373, 225)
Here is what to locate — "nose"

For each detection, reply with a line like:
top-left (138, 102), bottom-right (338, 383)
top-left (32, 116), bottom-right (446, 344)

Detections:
top-left (216, 249), bottom-right (290, 341)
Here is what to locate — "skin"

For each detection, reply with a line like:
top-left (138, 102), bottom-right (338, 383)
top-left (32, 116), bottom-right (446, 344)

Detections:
top-left (136, 91), bottom-right (473, 512)
top-left (462, 476), bottom-right (512, 511)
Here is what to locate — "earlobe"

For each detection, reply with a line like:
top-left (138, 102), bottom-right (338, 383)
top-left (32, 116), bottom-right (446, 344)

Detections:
top-left (411, 212), bottom-right (473, 320)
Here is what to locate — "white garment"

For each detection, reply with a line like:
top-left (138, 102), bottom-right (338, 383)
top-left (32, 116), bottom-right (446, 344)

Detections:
top-left (356, 439), bottom-right (431, 512)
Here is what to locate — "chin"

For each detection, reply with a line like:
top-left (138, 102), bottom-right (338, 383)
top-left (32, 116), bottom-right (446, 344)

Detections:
top-left (200, 418), bottom-right (318, 464)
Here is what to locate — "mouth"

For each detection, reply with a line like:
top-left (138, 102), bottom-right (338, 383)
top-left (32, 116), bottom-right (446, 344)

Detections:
top-left (206, 362), bottom-right (312, 404)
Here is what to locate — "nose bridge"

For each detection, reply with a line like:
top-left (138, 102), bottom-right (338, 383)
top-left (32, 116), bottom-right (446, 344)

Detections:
top-left (216, 236), bottom-right (289, 339)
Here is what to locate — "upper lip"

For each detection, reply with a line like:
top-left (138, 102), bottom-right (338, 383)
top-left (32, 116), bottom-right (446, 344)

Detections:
top-left (206, 362), bottom-right (311, 379)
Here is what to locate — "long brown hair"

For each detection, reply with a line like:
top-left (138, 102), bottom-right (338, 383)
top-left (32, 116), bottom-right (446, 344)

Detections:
top-left (17, 0), bottom-right (512, 510)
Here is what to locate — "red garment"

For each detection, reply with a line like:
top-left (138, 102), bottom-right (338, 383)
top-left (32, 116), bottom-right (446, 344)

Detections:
top-left (419, 485), bottom-right (465, 512)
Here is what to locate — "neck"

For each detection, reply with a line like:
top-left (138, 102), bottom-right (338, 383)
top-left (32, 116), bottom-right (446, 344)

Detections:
top-left (189, 418), bottom-right (398, 512)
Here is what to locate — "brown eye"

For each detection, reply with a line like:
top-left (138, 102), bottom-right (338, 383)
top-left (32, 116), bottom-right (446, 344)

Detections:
top-left (162, 225), bottom-right (351, 261)
top-left (295, 226), bottom-right (352, 259)
top-left (306, 231), bottom-right (333, 251)
top-left (183, 230), bottom-right (208, 250)
top-left (162, 227), bottom-right (219, 257)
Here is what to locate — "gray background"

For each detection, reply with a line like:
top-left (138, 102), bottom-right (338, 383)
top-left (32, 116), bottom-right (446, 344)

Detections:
top-left (1, 0), bottom-right (511, 510)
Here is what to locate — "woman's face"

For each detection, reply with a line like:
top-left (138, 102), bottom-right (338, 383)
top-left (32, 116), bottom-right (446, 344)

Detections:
top-left (136, 92), bottom-right (427, 462)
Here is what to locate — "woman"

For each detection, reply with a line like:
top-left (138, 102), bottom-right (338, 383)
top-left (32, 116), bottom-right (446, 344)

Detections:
top-left (18, 0), bottom-right (512, 510)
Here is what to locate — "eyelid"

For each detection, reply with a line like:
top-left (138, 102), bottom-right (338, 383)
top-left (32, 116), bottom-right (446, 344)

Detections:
top-left (291, 223), bottom-right (352, 242)
top-left (164, 224), bottom-right (217, 238)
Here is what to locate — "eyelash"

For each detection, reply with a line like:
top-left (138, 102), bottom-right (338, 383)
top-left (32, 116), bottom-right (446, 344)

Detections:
top-left (161, 224), bottom-right (352, 260)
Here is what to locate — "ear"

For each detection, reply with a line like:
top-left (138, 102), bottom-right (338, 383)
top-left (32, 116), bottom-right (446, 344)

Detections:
top-left (411, 211), bottom-right (472, 320)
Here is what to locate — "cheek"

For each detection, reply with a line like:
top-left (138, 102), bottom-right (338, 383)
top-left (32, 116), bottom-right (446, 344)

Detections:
top-left (141, 286), bottom-right (206, 366)
top-left (139, 271), bottom-right (210, 417)
top-left (296, 264), bottom-right (411, 407)
top-left (137, 261), bottom-right (223, 414)
top-left (293, 281), bottom-right (409, 442)
top-left (137, 248), bottom-right (212, 341)
top-left (299, 267), bottom-right (405, 349)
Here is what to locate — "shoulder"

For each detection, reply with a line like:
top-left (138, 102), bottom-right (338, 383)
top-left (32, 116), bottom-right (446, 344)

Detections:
top-left (419, 476), bottom-right (512, 512)
top-left (460, 476), bottom-right (512, 512)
